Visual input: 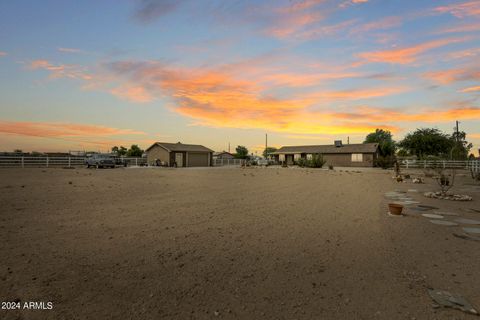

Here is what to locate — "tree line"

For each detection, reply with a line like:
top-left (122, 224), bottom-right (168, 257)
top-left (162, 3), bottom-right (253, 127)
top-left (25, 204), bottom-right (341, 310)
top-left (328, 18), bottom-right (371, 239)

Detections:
top-left (363, 127), bottom-right (475, 161)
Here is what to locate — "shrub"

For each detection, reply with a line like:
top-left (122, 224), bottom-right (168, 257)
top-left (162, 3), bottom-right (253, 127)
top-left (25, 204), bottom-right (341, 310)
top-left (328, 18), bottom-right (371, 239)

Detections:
top-left (375, 155), bottom-right (395, 169)
top-left (328, 164), bottom-right (334, 170)
top-left (307, 154), bottom-right (326, 168)
top-left (296, 158), bottom-right (307, 167)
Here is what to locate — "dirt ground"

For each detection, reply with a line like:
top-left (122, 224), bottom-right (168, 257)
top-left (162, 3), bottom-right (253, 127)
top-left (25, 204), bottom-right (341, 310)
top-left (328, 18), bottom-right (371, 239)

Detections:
top-left (1, 166), bottom-right (479, 319)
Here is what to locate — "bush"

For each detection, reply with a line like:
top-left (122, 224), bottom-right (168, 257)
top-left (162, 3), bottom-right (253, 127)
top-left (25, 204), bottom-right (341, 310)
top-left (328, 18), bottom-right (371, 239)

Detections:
top-left (307, 154), bottom-right (326, 168)
top-left (328, 164), bottom-right (334, 170)
top-left (296, 158), bottom-right (307, 167)
top-left (375, 155), bottom-right (395, 169)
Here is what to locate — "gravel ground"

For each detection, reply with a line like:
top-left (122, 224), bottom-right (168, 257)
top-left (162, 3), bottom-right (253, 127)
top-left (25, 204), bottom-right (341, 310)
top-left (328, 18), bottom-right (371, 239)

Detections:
top-left (1, 166), bottom-right (479, 319)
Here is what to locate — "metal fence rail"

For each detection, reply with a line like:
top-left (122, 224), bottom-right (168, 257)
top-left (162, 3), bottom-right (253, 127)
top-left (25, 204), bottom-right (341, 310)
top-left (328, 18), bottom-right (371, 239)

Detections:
top-left (400, 159), bottom-right (480, 172)
top-left (0, 156), bottom-right (146, 168)
top-left (213, 158), bottom-right (245, 166)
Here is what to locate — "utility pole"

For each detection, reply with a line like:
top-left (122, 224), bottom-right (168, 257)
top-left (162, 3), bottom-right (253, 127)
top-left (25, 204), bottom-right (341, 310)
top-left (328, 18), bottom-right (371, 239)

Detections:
top-left (265, 133), bottom-right (268, 159)
top-left (455, 121), bottom-right (459, 142)
top-left (347, 136), bottom-right (350, 145)
top-left (228, 142), bottom-right (230, 153)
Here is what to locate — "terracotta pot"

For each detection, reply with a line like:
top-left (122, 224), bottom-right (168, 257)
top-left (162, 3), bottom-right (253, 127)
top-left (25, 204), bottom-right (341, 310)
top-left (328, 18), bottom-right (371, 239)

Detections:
top-left (388, 203), bottom-right (404, 215)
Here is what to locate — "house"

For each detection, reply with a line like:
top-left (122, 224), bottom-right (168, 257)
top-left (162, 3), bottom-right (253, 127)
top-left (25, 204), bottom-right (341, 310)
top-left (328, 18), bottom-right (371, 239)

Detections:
top-left (272, 141), bottom-right (379, 167)
top-left (213, 151), bottom-right (235, 160)
top-left (146, 142), bottom-right (214, 167)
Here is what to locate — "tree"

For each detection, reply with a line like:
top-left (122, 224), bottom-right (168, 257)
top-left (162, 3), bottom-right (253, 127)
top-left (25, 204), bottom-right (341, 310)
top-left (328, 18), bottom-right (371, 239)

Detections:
top-left (263, 147), bottom-right (277, 158)
top-left (364, 129), bottom-right (396, 156)
top-left (13, 149), bottom-right (23, 153)
top-left (235, 145), bottom-right (249, 159)
top-left (398, 128), bottom-right (454, 158)
top-left (126, 144), bottom-right (144, 157)
top-left (450, 131), bottom-right (472, 160)
top-left (112, 146), bottom-right (127, 156)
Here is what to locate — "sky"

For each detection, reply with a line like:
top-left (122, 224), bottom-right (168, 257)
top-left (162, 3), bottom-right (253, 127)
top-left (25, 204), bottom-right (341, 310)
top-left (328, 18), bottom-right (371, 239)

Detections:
top-left (0, 0), bottom-right (479, 156)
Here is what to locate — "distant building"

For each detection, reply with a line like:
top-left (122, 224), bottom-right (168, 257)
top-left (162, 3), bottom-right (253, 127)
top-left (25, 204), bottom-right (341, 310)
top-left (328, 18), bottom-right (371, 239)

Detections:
top-left (272, 141), bottom-right (379, 167)
top-left (146, 142), bottom-right (213, 167)
top-left (213, 151), bottom-right (235, 160)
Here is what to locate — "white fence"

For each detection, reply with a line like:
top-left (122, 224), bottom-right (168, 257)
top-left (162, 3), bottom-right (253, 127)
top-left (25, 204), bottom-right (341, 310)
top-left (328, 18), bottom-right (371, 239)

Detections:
top-left (0, 156), bottom-right (146, 168)
top-left (213, 158), bottom-right (245, 166)
top-left (400, 159), bottom-right (480, 173)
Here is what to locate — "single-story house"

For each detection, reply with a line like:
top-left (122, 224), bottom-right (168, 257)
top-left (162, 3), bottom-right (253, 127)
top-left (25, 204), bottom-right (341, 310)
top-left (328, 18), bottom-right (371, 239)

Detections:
top-left (272, 141), bottom-right (379, 167)
top-left (146, 142), bottom-right (214, 167)
top-left (213, 151), bottom-right (235, 160)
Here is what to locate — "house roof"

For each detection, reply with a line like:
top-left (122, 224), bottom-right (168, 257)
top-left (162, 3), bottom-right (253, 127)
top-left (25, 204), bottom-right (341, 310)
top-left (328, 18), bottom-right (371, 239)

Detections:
top-left (213, 151), bottom-right (234, 156)
top-left (146, 142), bottom-right (214, 153)
top-left (272, 143), bottom-right (379, 154)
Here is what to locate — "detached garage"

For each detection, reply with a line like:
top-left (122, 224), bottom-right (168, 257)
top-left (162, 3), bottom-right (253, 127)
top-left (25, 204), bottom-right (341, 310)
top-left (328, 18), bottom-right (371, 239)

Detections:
top-left (146, 142), bottom-right (213, 167)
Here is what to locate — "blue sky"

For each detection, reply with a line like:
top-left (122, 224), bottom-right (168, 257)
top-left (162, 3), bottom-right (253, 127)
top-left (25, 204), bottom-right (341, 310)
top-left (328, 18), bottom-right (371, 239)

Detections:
top-left (0, 0), bottom-right (479, 155)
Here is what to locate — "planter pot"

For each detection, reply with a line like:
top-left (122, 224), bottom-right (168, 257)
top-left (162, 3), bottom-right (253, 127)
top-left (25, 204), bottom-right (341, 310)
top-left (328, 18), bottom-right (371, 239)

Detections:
top-left (388, 203), bottom-right (404, 215)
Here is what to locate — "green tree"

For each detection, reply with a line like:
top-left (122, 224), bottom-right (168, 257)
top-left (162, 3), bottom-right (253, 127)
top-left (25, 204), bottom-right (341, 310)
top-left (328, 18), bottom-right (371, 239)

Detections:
top-left (112, 146), bottom-right (127, 156)
top-left (126, 144), bottom-right (144, 157)
top-left (235, 145), bottom-right (249, 159)
top-left (398, 128), bottom-right (454, 158)
top-left (364, 129), bottom-right (396, 156)
top-left (263, 147), bottom-right (277, 158)
top-left (450, 131), bottom-right (472, 160)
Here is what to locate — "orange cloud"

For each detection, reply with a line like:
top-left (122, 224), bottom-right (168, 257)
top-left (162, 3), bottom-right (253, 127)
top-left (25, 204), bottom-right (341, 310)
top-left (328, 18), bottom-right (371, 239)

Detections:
top-left (434, 1), bottom-right (480, 18)
top-left (0, 121), bottom-right (145, 139)
top-left (358, 38), bottom-right (466, 64)
top-left (460, 86), bottom-right (480, 93)
top-left (423, 68), bottom-right (480, 84)
top-left (339, 106), bottom-right (480, 123)
top-left (438, 22), bottom-right (480, 34)
top-left (352, 16), bottom-right (402, 34)
top-left (265, 11), bottom-right (323, 38)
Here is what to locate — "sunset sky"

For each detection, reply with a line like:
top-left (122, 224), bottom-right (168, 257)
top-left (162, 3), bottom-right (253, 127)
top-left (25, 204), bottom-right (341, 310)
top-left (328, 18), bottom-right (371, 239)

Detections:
top-left (1, 0), bottom-right (479, 155)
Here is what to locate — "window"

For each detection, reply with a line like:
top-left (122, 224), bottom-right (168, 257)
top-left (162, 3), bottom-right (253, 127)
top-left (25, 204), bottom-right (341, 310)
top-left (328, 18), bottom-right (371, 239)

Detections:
top-left (279, 154), bottom-right (285, 161)
top-left (294, 154), bottom-right (301, 160)
top-left (351, 153), bottom-right (363, 162)
top-left (306, 154), bottom-right (312, 160)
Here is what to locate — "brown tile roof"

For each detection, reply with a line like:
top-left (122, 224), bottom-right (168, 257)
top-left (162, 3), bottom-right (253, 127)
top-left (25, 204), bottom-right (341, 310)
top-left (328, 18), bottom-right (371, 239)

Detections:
top-left (146, 142), bottom-right (213, 153)
top-left (272, 143), bottom-right (378, 154)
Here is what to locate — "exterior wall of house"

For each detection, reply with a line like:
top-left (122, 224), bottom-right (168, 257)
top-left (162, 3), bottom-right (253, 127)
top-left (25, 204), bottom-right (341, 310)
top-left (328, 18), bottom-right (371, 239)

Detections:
top-left (322, 153), bottom-right (375, 167)
top-left (147, 145), bottom-right (170, 165)
top-left (274, 152), bottom-right (376, 167)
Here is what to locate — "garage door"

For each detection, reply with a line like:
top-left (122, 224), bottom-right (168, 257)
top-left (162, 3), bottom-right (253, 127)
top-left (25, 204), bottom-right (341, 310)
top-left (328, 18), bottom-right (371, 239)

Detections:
top-left (187, 152), bottom-right (209, 167)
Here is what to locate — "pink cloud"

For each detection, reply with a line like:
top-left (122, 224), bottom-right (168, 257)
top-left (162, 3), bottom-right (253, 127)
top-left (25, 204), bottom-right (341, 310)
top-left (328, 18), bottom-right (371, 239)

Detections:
top-left (29, 59), bottom-right (93, 81)
top-left (110, 85), bottom-right (153, 103)
top-left (459, 86), bottom-right (480, 93)
top-left (57, 47), bottom-right (84, 54)
top-left (434, 1), bottom-right (480, 18)
top-left (0, 51), bottom-right (7, 57)
top-left (358, 37), bottom-right (466, 64)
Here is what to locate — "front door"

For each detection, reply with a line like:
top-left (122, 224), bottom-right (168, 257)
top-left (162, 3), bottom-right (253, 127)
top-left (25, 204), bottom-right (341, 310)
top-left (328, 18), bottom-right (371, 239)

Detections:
top-left (175, 152), bottom-right (183, 167)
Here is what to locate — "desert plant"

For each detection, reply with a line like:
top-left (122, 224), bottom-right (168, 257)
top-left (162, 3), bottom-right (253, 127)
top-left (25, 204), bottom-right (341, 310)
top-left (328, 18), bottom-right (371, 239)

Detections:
top-left (296, 158), bottom-right (307, 167)
top-left (375, 155), bottom-right (395, 169)
top-left (328, 164), bottom-right (334, 170)
top-left (433, 167), bottom-right (456, 196)
top-left (307, 154), bottom-right (326, 168)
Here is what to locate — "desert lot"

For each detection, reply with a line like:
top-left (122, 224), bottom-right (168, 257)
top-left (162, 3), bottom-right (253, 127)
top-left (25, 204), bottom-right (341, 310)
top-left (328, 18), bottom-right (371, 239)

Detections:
top-left (1, 166), bottom-right (479, 319)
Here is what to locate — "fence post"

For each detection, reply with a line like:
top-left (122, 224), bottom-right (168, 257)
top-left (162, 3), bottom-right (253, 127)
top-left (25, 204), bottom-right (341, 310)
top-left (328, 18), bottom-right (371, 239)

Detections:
top-left (21, 157), bottom-right (24, 168)
top-left (424, 160), bottom-right (426, 169)
top-left (406, 161), bottom-right (409, 169)
top-left (443, 160), bottom-right (445, 169)
top-left (68, 157), bottom-right (71, 168)
top-left (135, 158), bottom-right (138, 166)
top-left (46, 156), bottom-right (49, 168)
